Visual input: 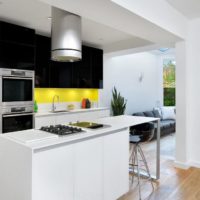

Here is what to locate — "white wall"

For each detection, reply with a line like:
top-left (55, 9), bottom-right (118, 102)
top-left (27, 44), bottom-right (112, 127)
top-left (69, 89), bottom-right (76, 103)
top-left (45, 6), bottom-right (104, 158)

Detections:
top-left (175, 41), bottom-right (189, 168)
top-left (99, 52), bottom-right (163, 115)
top-left (184, 18), bottom-right (200, 167)
top-left (175, 18), bottom-right (200, 168)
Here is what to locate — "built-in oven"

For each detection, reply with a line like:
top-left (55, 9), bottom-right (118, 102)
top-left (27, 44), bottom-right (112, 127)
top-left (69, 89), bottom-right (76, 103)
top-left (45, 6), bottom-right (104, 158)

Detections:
top-left (0, 68), bottom-right (34, 107)
top-left (0, 105), bottom-right (34, 133)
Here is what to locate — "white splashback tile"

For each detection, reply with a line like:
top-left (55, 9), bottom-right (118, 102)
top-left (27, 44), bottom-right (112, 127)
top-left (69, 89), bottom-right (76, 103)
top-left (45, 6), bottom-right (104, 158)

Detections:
top-left (37, 101), bottom-right (98, 113)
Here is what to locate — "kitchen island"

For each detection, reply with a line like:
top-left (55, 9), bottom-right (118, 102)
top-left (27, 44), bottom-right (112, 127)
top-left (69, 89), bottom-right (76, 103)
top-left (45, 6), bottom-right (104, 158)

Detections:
top-left (0, 115), bottom-right (160, 200)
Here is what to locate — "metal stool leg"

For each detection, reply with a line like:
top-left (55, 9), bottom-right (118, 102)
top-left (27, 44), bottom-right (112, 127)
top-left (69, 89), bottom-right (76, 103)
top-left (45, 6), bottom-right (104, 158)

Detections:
top-left (129, 144), bottom-right (135, 184)
top-left (130, 144), bottom-right (137, 184)
top-left (135, 144), bottom-right (142, 200)
top-left (138, 144), bottom-right (154, 190)
top-left (129, 143), bottom-right (154, 200)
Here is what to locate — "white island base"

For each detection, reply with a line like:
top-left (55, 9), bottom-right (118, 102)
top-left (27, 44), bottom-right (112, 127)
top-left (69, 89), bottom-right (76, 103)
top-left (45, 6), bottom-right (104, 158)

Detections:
top-left (0, 120), bottom-right (130, 200)
top-left (0, 115), bottom-right (160, 200)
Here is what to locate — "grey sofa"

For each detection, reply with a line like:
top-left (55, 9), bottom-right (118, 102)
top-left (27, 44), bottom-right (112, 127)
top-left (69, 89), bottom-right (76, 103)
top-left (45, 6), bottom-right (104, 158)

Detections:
top-left (132, 110), bottom-right (175, 139)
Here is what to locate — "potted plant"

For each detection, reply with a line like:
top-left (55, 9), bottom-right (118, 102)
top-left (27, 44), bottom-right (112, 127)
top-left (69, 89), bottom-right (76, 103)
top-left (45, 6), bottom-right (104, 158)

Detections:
top-left (111, 87), bottom-right (127, 116)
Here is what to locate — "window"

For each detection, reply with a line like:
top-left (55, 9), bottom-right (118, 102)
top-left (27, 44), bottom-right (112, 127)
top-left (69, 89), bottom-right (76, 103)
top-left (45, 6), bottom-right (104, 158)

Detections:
top-left (163, 59), bottom-right (176, 106)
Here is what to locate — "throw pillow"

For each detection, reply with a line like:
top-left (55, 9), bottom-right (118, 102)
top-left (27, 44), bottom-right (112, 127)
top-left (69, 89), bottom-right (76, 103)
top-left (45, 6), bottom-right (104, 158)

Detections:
top-left (161, 107), bottom-right (176, 120)
top-left (153, 110), bottom-right (161, 118)
top-left (153, 107), bottom-right (162, 118)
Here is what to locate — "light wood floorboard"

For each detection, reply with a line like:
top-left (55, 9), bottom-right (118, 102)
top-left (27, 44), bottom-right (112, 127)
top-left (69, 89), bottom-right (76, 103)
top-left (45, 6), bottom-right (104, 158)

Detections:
top-left (119, 134), bottom-right (200, 200)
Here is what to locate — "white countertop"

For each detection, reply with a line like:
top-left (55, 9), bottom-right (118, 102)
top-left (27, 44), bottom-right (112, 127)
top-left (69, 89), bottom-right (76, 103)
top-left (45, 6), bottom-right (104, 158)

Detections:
top-left (1, 115), bottom-right (159, 151)
top-left (35, 107), bottom-right (109, 117)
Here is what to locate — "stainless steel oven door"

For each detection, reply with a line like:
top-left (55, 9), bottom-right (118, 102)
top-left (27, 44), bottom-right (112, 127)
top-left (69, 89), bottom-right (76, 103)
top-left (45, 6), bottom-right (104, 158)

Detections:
top-left (2, 112), bottom-right (34, 133)
top-left (0, 76), bottom-right (34, 107)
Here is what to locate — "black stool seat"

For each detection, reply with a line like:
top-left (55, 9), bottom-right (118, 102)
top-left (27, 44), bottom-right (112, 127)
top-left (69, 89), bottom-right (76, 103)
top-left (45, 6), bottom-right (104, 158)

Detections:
top-left (130, 123), bottom-right (155, 143)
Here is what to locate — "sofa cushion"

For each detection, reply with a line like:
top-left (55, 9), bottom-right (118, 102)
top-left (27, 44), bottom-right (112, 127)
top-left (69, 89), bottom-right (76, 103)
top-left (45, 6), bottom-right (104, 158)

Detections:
top-left (160, 121), bottom-right (171, 129)
top-left (164, 119), bottom-right (175, 127)
top-left (133, 112), bottom-right (145, 117)
top-left (161, 107), bottom-right (176, 120)
top-left (144, 111), bottom-right (154, 117)
top-left (163, 119), bottom-right (175, 124)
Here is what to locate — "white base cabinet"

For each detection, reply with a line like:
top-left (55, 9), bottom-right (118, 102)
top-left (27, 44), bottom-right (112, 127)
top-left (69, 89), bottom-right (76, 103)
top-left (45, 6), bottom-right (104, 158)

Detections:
top-left (104, 131), bottom-right (129, 200)
top-left (33, 145), bottom-right (74, 200)
top-left (0, 128), bottom-right (128, 200)
top-left (74, 137), bottom-right (103, 200)
top-left (32, 129), bottom-right (129, 200)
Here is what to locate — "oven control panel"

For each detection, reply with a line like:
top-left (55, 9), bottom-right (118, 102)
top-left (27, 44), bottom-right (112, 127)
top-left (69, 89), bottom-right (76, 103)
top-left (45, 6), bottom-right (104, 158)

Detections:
top-left (1, 105), bottom-right (33, 114)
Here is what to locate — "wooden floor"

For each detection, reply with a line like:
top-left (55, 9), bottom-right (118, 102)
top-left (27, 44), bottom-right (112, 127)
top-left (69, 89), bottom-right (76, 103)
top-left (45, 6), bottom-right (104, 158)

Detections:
top-left (119, 134), bottom-right (200, 200)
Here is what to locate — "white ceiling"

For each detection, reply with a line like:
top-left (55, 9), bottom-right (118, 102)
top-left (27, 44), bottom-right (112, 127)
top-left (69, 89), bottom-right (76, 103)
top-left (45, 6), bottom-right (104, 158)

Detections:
top-left (0, 0), bottom-right (153, 53)
top-left (0, 0), bottom-right (187, 53)
top-left (39, 0), bottom-right (182, 45)
top-left (166, 0), bottom-right (200, 19)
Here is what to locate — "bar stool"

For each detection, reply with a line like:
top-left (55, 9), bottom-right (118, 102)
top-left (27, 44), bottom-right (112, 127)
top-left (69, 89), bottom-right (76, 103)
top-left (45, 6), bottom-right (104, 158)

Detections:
top-left (129, 123), bottom-right (154, 200)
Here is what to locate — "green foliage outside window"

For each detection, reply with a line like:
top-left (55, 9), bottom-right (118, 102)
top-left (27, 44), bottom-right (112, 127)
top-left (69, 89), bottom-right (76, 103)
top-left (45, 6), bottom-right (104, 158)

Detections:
top-left (163, 59), bottom-right (175, 106)
top-left (164, 88), bottom-right (175, 106)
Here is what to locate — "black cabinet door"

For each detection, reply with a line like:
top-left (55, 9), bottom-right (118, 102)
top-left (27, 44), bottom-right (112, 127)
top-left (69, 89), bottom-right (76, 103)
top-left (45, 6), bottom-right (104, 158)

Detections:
top-left (0, 41), bottom-right (35, 70)
top-left (73, 45), bottom-right (103, 88)
top-left (73, 46), bottom-right (92, 88)
top-left (49, 61), bottom-right (73, 88)
top-left (35, 35), bottom-right (50, 87)
top-left (0, 21), bottom-right (35, 70)
top-left (0, 21), bottom-right (35, 45)
top-left (91, 47), bottom-right (103, 88)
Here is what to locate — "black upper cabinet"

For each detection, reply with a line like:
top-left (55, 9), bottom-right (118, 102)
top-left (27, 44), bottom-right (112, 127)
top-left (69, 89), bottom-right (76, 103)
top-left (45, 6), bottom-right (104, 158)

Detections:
top-left (0, 21), bottom-right (35, 46)
top-left (49, 61), bottom-right (73, 88)
top-left (73, 46), bottom-right (103, 88)
top-left (35, 35), bottom-right (50, 87)
top-left (91, 47), bottom-right (103, 88)
top-left (0, 41), bottom-right (35, 70)
top-left (0, 21), bottom-right (35, 70)
top-left (35, 34), bottom-right (74, 88)
top-left (73, 46), bottom-right (92, 88)
top-left (49, 44), bottom-right (103, 89)
top-left (0, 21), bottom-right (103, 88)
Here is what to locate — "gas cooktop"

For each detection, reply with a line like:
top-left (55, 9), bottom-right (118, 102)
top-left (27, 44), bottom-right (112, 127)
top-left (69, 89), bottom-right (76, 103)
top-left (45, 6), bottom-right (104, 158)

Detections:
top-left (40, 125), bottom-right (84, 136)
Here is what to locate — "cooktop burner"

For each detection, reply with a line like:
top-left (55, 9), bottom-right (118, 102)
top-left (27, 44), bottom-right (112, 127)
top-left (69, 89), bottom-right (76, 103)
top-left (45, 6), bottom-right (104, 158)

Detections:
top-left (40, 125), bottom-right (83, 136)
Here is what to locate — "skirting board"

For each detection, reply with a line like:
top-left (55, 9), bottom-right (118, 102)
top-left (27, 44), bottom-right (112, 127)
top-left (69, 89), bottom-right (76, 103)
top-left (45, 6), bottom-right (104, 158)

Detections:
top-left (174, 161), bottom-right (190, 170)
top-left (188, 160), bottom-right (200, 169)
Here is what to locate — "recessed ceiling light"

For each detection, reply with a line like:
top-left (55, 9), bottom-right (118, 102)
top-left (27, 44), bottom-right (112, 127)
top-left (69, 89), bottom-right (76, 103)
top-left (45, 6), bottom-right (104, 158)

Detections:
top-left (48, 17), bottom-right (52, 20)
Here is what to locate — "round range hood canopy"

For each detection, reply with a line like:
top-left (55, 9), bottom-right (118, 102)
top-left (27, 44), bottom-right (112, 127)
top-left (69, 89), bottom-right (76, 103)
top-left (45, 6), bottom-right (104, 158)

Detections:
top-left (51, 7), bottom-right (82, 62)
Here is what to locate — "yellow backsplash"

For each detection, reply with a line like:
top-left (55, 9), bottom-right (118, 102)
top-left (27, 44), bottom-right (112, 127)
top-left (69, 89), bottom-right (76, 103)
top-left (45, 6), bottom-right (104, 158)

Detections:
top-left (34, 88), bottom-right (99, 103)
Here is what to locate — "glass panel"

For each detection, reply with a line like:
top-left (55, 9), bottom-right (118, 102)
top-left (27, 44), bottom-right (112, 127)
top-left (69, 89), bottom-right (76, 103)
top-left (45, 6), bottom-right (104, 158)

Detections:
top-left (3, 78), bottom-right (33, 102)
top-left (3, 114), bottom-right (33, 133)
top-left (163, 59), bottom-right (176, 106)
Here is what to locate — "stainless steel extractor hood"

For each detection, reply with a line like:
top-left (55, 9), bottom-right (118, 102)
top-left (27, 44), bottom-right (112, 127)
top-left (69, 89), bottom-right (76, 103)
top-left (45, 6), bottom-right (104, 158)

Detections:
top-left (51, 7), bottom-right (82, 62)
